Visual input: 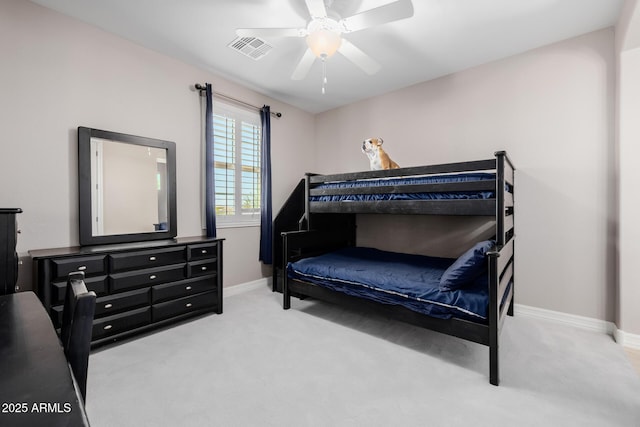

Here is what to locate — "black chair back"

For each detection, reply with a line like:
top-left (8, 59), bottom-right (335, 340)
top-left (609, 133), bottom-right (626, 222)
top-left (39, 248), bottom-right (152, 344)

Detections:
top-left (61, 271), bottom-right (96, 402)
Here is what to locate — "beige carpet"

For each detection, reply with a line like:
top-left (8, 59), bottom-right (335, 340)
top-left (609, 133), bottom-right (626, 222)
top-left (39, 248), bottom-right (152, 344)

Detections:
top-left (86, 284), bottom-right (640, 427)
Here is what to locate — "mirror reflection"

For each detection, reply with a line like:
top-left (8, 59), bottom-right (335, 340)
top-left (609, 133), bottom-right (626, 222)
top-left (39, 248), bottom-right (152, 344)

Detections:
top-left (90, 137), bottom-right (168, 237)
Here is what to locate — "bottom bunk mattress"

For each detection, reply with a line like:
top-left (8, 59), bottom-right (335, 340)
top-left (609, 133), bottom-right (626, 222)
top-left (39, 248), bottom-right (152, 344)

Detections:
top-left (287, 247), bottom-right (492, 323)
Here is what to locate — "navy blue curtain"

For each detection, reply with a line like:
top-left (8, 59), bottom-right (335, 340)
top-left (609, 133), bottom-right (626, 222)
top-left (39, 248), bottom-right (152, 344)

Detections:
top-left (204, 83), bottom-right (217, 238)
top-left (259, 106), bottom-right (273, 264)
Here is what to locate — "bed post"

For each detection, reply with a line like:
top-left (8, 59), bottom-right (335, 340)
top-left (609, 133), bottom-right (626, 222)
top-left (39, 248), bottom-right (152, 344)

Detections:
top-left (495, 150), bottom-right (515, 317)
top-left (304, 173), bottom-right (312, 231)
top-left (282, 232), bottom-right (291, 310)
top-left (495, 152), bottom-right (506, 246)
top-left (488, 248), bottom-right (500, 386)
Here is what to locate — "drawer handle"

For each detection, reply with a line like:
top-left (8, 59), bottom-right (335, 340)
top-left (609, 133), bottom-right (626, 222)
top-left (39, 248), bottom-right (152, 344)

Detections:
top-left (104, 325), bottom-right (112, 330)
top-left (77, 265), bottom-right (87, 271)
top-left (185, 286), bottom-right (192, 291)
top-left (201, 249), bottom-right (207, 254)
top-left (149, 256), bottom-right (157, 261)
top-left (186, 303), bottom-right (192, 308)
top-left (104, 303), bottom-right (113, 309)
top-left (149, 275), bottom-right (157, 280)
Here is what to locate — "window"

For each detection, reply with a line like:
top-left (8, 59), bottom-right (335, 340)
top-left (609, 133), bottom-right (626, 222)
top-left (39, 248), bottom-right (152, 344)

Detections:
top-left (213, 102), bottom-right (261, 226)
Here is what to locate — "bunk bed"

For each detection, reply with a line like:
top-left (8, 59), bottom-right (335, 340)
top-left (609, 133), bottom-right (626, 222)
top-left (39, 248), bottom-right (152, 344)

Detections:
top-left (278, 151), bottom-right (515, 385)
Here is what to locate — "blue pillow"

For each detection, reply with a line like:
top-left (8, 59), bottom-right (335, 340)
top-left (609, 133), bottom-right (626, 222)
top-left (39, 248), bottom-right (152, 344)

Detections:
top-left (439, 240), bottom-right (495, 291)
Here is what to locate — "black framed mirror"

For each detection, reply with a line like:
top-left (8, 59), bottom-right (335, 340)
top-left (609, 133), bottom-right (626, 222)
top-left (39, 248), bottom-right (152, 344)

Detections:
top-left (78, 127), bottom-right (177, 246)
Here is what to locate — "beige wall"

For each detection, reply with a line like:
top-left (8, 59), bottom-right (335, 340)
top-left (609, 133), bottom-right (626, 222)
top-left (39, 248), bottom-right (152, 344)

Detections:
top-left (617, 0), bottom-right (640, 335)
top-left (618, 48), bottom-right (640, 334)
top-left (315, 29), bottom-right (617, 323)
top-left (0, 0), bottom-right (315, 288)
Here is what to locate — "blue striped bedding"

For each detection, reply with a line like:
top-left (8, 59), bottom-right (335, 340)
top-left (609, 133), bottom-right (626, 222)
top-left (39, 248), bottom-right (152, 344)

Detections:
top-left (310, 172), bottom-right (496, 202)
top-left (287, 247), bottom-right (491, 322)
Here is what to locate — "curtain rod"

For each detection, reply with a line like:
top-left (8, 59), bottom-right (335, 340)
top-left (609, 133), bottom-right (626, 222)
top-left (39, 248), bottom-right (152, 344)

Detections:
top-left (194, 83), bottom-right (282, 118)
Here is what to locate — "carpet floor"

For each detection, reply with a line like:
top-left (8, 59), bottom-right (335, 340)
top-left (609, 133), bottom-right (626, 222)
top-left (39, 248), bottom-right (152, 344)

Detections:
top-left (86, 284), bottom-right (640, 427)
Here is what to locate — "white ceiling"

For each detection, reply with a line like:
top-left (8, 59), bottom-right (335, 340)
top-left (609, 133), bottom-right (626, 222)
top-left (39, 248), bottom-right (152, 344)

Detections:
top-left (29, 0), bottom-right (623, 113)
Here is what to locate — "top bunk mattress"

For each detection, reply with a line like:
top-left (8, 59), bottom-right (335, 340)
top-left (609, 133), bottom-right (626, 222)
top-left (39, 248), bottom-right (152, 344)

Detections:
top-left (287, 246), bottom-right (491, 323)
top-left (309, 172), bottom-right (496, 202)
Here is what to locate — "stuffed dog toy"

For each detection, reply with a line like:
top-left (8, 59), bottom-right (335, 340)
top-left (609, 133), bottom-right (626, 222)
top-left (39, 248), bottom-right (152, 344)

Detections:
top-left (361, 137), bottom-right (400, 170)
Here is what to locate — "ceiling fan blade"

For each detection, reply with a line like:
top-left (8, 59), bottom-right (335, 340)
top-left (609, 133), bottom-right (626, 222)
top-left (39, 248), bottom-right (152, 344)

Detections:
top-left (338, 39), bottom-right (381, 75)
top-left (305, 0), bottom-right (328, 19)
top-left (341, 0), bottom-right (414, 33)
top-left (291, 49), bottom-right (317, 80)
top-left (236, 28), bottom-right (306, 38)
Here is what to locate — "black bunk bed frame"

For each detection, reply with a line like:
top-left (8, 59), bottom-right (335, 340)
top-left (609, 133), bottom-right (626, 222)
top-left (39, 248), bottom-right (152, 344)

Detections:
top-left (278, 151), bottom-right (515, 385)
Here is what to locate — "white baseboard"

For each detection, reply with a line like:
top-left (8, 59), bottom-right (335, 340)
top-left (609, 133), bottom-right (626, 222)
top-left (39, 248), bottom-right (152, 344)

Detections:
top-left (613, 327), bottom-right (640, 350)
top-left (514, 303), bottom-right (615, 335)
top-left (514, 303), bottom-right (640, 350)
top-left (224, 278), bottom-right (270, 298)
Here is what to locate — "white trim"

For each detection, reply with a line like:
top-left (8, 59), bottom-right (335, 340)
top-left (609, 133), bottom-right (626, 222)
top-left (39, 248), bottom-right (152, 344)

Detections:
top-left (224, 278), bottom-right (270, 298)
top-left (514, 304), bottom-right (615, 335)
top-left (215, 222), bottom-right (260, 229)
top-left (613, 327), bottom-right (623, 346)
top-left (515, 304), bottom-right (640, 351)
top-left (613, 326), bottom-right (640, 350)
top-left (626, 331), bottom-right (640, 349)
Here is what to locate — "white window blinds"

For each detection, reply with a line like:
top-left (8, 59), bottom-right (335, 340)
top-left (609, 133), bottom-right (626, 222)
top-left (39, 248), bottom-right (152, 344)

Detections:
top-left (213, 102), bottom-right (261, 225)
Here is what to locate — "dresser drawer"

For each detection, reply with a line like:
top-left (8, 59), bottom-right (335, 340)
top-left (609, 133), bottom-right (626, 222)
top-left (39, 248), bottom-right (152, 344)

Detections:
top-left (109, 247), bottom-right (186, 272)
top-left (110, 264), bottom-right (186, 292)
top-left (94, 288), bottom-right (150, 318)
top-left (152, 291), bottom-right (217, 322)
top-left (50, 282), bottom-right (148, 326)
top-left (188, 259), bottom-right (217, 278)
top-left (52, 275), bottom-right (108, 305)
top-left (188, 242), bottom-right (218, 261)
top-left (92, 307), bottom-right (151, 340)
top-left (51, 255), bottom-right (107, 280)
top-left (152, 276), bottom-right (216, 304)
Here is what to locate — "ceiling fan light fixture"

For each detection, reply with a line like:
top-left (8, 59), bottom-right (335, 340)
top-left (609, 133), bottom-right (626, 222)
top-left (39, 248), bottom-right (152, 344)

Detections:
top-left (306, 28), bottom-right (342, 59)
top-left (305, 18), bottom-right (342, 59)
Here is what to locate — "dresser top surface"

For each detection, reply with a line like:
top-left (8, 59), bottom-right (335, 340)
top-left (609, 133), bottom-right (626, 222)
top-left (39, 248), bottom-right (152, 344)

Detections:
top-left (29, 236), bottom-right (224, 259)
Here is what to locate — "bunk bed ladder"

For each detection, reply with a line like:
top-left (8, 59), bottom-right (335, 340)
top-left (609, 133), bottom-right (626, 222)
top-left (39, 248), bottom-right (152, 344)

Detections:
top-left (272, 179), bottom-right (306, 292)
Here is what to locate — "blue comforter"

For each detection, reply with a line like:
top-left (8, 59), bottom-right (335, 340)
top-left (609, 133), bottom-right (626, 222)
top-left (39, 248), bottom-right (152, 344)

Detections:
top-left (287, 247), bottom-right (490, 322)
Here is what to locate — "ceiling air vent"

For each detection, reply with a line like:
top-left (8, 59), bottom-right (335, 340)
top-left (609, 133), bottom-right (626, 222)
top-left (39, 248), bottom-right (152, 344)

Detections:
top-left (227, 36), bottom-right (273, 60)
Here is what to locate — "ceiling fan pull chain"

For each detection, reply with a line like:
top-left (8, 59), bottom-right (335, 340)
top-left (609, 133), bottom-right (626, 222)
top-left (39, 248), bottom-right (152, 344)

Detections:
top-left (321, 55), bottom-right (327, 94)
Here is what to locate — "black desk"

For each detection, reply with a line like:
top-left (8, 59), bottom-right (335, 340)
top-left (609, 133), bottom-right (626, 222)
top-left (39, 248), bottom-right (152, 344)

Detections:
top-left (0, 292), bottom-right (90, 426)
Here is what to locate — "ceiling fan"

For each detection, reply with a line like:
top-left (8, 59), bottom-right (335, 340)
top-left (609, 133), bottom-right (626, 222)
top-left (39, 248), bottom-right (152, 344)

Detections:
top-left (236, 0), bottom-right (414, 93)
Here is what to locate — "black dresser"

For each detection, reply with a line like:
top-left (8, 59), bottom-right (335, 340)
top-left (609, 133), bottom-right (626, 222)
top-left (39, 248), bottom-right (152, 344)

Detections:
top-left (30, 236), bottom-right (223, 347)
top-left (0, 208), bottom-right (22, 295)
